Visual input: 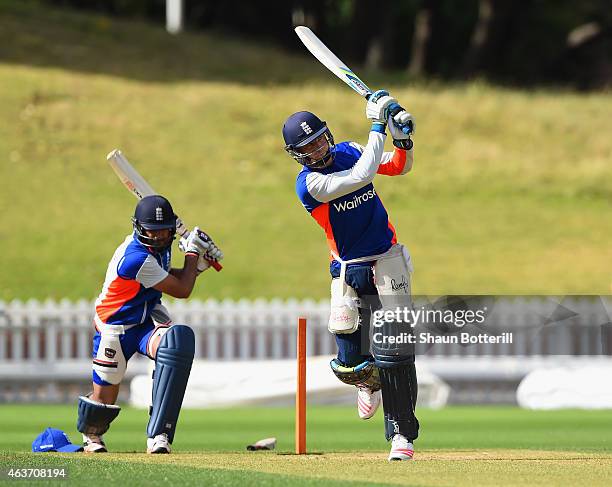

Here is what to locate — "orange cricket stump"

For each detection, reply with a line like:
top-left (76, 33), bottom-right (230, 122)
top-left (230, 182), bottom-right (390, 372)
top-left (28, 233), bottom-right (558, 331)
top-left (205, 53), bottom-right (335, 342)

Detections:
top-left (295, 317), bottom-right (307, 454)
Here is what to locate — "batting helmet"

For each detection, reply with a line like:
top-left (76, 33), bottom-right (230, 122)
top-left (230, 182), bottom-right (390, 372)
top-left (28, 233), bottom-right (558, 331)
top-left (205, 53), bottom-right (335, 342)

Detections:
top-left (282, 111), bottom-right (335, 169)
top-left (132, 195), bottom-right (176, 251)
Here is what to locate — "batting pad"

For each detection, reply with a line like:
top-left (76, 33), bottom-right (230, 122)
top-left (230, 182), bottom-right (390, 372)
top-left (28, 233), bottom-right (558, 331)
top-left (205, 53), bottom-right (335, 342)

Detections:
top-left (77, 395), bottom-right (121, 436)
top-left (146, 325), bottom-right (195, 443)
top-left (380, 364), bottom-right (420, 441)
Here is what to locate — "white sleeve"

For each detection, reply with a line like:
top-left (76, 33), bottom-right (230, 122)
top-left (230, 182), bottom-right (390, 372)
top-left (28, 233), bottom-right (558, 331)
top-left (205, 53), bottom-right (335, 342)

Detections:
top-left (135, 255), bottom-right (169, 288)
top-left (305, 131), bottom-right (386, 203)
top-left (380, 151), bottom-right (394, 164)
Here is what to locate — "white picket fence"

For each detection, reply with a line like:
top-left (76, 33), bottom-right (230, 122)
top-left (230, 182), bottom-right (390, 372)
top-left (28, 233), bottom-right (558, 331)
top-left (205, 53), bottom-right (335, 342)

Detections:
top-left (0, 297), bottom-right (610, 402)
top-left (2, 297), bottom-right (610, 361)
top-left (0, 298), bottom-right (335, 363)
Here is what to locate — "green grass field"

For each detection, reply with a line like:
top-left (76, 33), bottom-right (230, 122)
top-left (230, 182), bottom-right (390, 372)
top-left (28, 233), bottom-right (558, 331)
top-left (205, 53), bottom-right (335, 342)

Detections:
top-left (1, 405), bottom-right (611, 486)
top-left (0, 1), bottom-right (610, 301)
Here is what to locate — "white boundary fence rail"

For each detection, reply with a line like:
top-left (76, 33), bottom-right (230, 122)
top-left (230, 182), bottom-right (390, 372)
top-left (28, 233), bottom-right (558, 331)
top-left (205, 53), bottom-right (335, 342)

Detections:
top-left (0, 297), bottom-right (610, 402)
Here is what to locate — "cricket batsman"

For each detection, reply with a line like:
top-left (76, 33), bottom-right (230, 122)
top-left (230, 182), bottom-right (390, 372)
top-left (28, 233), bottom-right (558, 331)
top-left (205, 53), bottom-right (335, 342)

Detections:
top-left (76, 194), bottom-right (223, 453)
top-left (283, 90), bottom-right (419, 461)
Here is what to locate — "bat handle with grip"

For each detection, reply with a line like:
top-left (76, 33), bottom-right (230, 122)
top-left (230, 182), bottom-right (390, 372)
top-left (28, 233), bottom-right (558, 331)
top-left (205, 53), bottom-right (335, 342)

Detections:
top-left (175, 218), bottom-right (223, 272)
top-left (209, 260), bottom-right (223, 271)
top-left (175, 218), bottom-right (190, 238)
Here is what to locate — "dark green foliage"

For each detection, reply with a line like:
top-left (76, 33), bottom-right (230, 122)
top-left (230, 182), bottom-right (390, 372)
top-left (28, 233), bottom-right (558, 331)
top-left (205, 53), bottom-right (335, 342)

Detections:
top-left (34, 0), bottom-right (612, 88)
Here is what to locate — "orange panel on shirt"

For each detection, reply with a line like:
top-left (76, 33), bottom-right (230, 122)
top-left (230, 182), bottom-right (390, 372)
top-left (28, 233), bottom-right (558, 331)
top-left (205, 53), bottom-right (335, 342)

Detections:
top-left (377, 148), bottom-right (406, 176)
top-left (96, 277), bottom-right (141, 323)
top-left (388, 220), bottom-right (398, 244)
top-left (311, 203), bottom-right (338, 258)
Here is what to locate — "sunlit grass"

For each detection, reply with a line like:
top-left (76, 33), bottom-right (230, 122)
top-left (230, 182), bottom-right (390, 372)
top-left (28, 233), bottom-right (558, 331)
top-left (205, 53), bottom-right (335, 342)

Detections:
top-left (0, 2), bottom-right (610, 300)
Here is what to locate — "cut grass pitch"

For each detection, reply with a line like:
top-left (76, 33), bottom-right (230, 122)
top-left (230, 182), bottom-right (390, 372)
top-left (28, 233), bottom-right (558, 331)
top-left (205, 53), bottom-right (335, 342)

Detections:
top-left (0, 405), bottom-right (611, 486)
top-left (2, 450), bottom-right (612, 487)
top-left (0, 2), bottom-right (611, 300)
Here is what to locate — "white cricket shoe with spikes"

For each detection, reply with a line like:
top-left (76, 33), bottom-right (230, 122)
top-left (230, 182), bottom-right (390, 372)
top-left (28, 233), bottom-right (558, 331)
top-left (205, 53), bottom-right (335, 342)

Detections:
top-left (357, 386), bottom-right (381, 420)
top-left (147, 433), bottom-right (171, 454)
top-left (83, 434), bottom-right (107, 453)
top-left (388, 434), bottom-right (414, 461)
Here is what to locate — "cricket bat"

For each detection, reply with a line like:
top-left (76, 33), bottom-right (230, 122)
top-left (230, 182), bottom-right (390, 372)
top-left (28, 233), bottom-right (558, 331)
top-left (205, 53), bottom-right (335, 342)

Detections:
top-left (107, 149), bottom-right (222, 271)
top-left (294, 26), bottom-right (412, 134)
top-left (294, 26), bottom-right (373, 98)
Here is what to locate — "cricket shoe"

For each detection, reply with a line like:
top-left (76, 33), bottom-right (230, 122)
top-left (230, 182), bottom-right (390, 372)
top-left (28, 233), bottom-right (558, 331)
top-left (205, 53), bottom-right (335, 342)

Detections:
top-left (388, 434), bottom-right (414, 461)
top-left (82, 434), bottom-right (107, 453)
top-left (357, 386), bottom-right (381, 420)
top-left (147, 433), bottom-right (171, 454)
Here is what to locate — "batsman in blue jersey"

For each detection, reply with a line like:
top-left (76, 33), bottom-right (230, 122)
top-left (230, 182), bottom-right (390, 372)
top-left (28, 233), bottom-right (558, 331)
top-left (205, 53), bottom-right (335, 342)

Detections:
top-left (77, 195), bottom-right (223, 454)
top-left (283, 90), bottom-right (419, 461)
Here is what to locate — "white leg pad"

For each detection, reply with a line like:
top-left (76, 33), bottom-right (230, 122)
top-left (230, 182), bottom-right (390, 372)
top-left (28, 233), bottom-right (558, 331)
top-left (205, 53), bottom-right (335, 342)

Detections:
top-left (93, 331), bottom-right (127, 385)
top-left (374, 244), bottom-right (413, 309)
top-left (328, 277), bottom-right (361, 334)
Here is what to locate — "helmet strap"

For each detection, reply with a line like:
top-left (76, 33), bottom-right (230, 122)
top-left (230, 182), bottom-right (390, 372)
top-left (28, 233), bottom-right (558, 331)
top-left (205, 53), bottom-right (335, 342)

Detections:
top-left (132, 219), bottom-right (175, 252)
top-left (286, 131), bottom-right (335, 169)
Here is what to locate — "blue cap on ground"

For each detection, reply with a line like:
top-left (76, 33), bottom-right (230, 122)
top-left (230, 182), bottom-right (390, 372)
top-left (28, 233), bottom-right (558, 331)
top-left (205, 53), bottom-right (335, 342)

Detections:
top-left (32, 428), bottom-right (83, 453)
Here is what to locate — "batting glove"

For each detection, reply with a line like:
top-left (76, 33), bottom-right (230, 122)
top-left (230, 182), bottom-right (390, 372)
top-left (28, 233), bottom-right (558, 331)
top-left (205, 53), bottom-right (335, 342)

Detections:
top-left (366, 89), bottom-right (397, 124)
top-left (388, 104), bottom-right (415, 136)
top-left (197, 232), bottom-right (223, 268)
top-left (178, 227), bottom-right (209, 256)
top-left (388, 112), bottom-right (415, 150)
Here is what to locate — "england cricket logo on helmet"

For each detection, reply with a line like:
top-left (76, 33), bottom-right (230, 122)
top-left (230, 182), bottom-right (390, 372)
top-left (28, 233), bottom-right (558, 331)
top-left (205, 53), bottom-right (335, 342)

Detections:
top-left (283, 111), bottom-right (335, 169)
top-left (132, 195), bottom-right (177, 252)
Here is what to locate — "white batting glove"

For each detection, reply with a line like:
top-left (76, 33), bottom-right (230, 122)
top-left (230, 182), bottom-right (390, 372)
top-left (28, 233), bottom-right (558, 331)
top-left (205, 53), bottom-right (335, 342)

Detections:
top-left (388, 112), bottom-right (415, 139)
top-left (390, 109), bottom-right (416, 136)
top-left (195, 228), bottom-right (223, 262)
top-left (365, 90), bottom-right (397, 123)
top-left (178, 227), bottom-right (208, 256)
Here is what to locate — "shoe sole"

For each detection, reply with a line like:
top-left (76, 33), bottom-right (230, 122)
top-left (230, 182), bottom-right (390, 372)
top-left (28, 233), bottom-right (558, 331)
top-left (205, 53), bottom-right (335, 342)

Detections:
top-left (359, 411), bottom-right (378, 420)
top-left (147, 448), bottom-right (171, 454)
top-left (388, 450), bottom-right (414, 461)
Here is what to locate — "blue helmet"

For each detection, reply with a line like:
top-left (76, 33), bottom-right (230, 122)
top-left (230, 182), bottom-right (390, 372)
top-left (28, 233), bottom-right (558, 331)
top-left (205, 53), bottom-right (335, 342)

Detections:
top-left (282, 111), bottom-right (335, 169)
top-left (132, 195), bottom-right (176, 251)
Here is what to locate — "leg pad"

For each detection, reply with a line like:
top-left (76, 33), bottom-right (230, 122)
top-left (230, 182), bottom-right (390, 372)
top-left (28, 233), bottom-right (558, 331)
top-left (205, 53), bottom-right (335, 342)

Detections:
top-left (146, 325), bottom-right (195, 443)
top-left (379, 364), bottom-right (419, 441)
top-left (330, 358), bottom-right (380, 391)
top-left (77, 395), bottom-right (121, 435)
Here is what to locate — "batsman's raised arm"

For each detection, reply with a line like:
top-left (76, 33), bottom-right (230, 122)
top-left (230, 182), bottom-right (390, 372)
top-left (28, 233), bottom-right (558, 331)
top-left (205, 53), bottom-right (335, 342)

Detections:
top-left (351, 110), bottom-right (416, 178)
top-left (377, 98), bottom-right (416, 176)
top-left (299, 130), bottom-right (386, 203)
top-left (286, 91), bottom-right (405, 203)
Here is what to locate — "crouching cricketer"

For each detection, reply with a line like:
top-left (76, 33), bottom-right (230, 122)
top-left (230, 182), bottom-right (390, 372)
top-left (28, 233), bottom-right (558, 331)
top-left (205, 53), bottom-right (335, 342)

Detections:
top-left (76, 195), bottom-right (223, 453)
top-left (282, 90), bottom-right (419, 461)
